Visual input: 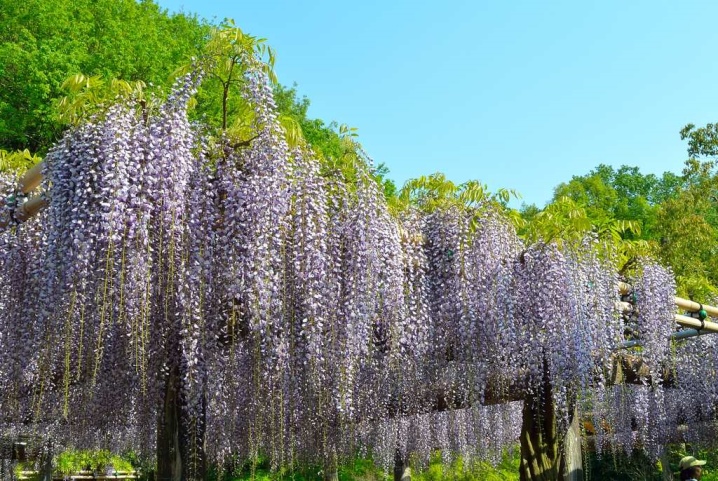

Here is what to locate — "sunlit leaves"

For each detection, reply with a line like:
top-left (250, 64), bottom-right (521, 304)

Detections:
top-left (56, 74), bottom-right (150, 125)
top-left (183, 20), bottom-right (278, 136)
top-left (680, 122), bottom-right (718, 159)
top-left (0, 148), bottom-right (41, 173)
top-left (521, 195), bottom-right (654, 270)
top-left (397, 173), bottom-right (517, 218)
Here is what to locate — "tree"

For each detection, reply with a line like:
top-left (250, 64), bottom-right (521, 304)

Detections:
top-left (550, 164), bottom-right (682, 242)
top-left (680, 122), bottom-right (718, 159)
top-left (0, 0), bottom-right (209, 152)
top-left (640, 122), bottom-right (718, 299)
top-left (272, 84), bottom-right (346, 162)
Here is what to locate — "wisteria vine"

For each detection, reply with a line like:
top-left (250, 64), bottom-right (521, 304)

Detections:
top-left (0, 55), bottom-right (709, 477)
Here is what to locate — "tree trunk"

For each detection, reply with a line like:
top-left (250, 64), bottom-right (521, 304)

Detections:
top-left (156, 361), bottom-right (207, 481)
top-left (519, 360), bottom-right (561, 481)
top-left (179, 382), bottom-right (206, 481)
top-left (156, 312), bottom-right (208, 481)
top-left (323, 468), bottom-right (338, 481)
top-left (157, 366), bottom-right (183, 481)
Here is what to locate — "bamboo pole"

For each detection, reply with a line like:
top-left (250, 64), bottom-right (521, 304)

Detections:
top-left (618, 324), bottom-right (713, 349)
top-left (620, 281), bottom-right (718, 320)
top-left (616, 282), bottom-right (718, 349)
top-left (0, 162), bottom-right (47, 229)
top-left (674, 296), bottom-right (718, 318)
top-left (615, 301), bottom-right (632, 312)
top-left (674, 313), bottom-right (718, 333)
top-left (14, 196), bottom-right (47, 223)
top-left (0, 195), bottom-right (48, 229)
top-left (17, 162), bottom-right (44, 194)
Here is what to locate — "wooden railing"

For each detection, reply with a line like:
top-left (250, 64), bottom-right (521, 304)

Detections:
top-left (17, 470), bottom-right (137, 481)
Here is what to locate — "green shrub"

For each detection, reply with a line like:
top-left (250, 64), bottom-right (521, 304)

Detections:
top-left (411, 451), bottom-right (520, 481)
top-left (54, 449), bottom-right (135, 475)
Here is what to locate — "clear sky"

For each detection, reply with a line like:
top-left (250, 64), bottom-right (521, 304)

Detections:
top-left (156, 0), bottom-right (718, 207)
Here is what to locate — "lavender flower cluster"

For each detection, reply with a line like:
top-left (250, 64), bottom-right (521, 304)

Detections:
top-left (0, 57), bottom-right (699, 473)
top-left (589, 263), bottom-right (717, 460)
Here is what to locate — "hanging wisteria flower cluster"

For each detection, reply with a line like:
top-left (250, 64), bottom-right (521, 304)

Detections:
top-left (586, 263), bottom-right (718, 461)
top-left (0, 52), bottom-right (705, 477)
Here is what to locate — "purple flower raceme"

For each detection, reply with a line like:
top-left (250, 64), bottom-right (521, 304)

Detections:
top-left (0, 55), bottom-right (702, 472)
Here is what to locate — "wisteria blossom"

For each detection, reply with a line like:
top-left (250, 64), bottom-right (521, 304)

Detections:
top-left (0, 55), bottom-right (707, 479)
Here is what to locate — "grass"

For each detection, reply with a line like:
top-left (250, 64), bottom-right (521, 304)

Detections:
top-left (28, 443), bottom-right (718, 481)
top-left (209, 451), bottom-right (520, 481)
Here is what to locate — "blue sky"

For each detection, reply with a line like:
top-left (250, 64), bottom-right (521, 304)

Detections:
top-left (156, 0), bottom-right (718, 207)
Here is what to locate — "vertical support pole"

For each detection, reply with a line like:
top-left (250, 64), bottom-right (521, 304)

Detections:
top-left (39, 441), bottom-right (53, 481)
top-left (519, 359), bottom-right (561, 481)
top-left (323, 448), bottom-right (338, 481)
top-left (561, 406), bottom-right (583, 481)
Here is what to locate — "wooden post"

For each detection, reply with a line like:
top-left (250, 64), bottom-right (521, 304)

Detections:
top-left (561, 406), bottom-right (583, 481)
top-left (323, 448), bottom-right (338, 481)
top-left (394, 449), bottom-right (411, 481)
